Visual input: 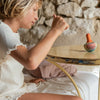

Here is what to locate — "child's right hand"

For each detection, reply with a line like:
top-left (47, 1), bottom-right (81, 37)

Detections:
top-left (29, 78), bottom-right (45, 84)
top-left (51, 14), bottom-right (69, 36)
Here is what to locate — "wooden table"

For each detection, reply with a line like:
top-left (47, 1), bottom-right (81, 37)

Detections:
top-left (46, 45), bottom-right (100, 100)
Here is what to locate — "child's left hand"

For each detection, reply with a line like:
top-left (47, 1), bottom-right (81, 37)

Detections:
top-left (29, 78), bottom-right (45, 84)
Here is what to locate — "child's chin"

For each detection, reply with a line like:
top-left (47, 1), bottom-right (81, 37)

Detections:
top-left (24, 26), bottom-right (32, 29)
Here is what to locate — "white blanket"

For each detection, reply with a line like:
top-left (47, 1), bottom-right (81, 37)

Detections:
top-left (0, 65), bottom-right (99, 100)
top-left (24, 70), bottom-right (99, 100)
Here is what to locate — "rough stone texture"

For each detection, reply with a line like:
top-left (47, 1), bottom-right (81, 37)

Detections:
top-left (19, 28), bottom-right (39, 45)
top-left (81, 0), bottom-right (99, 8)
top-left (70, 0), bottom-right (82, 4)
top-left (72, 18), bottom-right (95, 34)
top-left (19, 0), bottom-right (100, 47)
top-left (19, 25), bottom-right (50, 45)
top-left (57, 2), bottom-right (82, 17)
top-left (43, 1), bottom-right (55, 18)
top-left (51, 0), bottom-right (68, 5)
top-left (56, 0), bottom-right (68, 5)
top-left (63, 18), bottom-right (76, 35)
top-left (45, 18), bottom-right (53, 27)
top-left (52, 18), bottom-right (96, 46)
top-left (37, 16), bottom-right (45, 25)
top-left (65, 18), bottom-right (94, 34)
top-left (64, 18), bottom-right (73, 26)
top-left (93, 20), bottom-right (100, 43)
top-left (30, 25), bottom-right (50, 39)
top-left (84, 7), bottom-right (100, 19)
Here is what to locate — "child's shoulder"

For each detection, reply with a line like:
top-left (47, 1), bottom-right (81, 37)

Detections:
top-left (0, 20), bottom-right (12, 35)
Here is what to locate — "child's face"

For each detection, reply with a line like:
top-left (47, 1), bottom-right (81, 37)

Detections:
top-left (18, 3), bottom-right (39, 29)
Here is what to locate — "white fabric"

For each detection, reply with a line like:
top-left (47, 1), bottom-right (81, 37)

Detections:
top-left (0, 21), bottom-right (26, 96)
top-left (23, 70), bottom-right (98, 100)
top-left (0, 21), bottom-right (25, 61)
top-left (0, 71), bottom-right (98, 100)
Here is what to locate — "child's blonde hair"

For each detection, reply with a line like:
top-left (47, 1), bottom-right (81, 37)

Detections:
top-left (0, 0), bottom-right (42, 20)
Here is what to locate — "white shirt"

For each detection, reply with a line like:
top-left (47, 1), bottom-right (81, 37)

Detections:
top-left (0, 21), bottom-right (25, 96)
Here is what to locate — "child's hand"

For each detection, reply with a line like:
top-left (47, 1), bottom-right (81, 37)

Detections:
top-left (29, 78), bottom-right (45, 84)
top-left (51, 14), bottom-right (69, 36)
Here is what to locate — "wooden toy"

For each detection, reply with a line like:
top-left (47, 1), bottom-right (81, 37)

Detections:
top-left (84, 33), bottom-right (97, 52)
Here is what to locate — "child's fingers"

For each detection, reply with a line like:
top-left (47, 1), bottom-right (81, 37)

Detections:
top-left (30, 78), bottom-right (45, 84)
top-left (41, 79), bottom-right (45, 82)
top-left (65, 24), bottom-right (69, 30)
top-left (29, 79), bottom-right (35, 83)
top-left (38, 79), bottom-right (45, 82)
top-left (53, 14), bottom-right (56, 18)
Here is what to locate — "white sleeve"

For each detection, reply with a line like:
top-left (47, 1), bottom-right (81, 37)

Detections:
top-left (0, 28), bottom-right (26, 60)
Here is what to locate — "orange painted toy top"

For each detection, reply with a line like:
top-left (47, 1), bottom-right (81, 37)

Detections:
top-left (86, 33), bottom-right (93, 43)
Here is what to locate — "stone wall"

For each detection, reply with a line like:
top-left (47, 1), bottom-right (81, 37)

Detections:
top-left (19, 0), bottom-right (100, 46)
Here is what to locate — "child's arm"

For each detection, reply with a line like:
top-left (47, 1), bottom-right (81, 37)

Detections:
top-left (10, 15), bottom-right (69, 70)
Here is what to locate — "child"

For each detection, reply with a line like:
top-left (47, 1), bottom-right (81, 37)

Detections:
top-left (0, 0), bottom-right (82, 100)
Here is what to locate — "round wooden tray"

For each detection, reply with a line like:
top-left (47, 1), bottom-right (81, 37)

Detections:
top-left (47, 45), bottom-right (100, 65)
